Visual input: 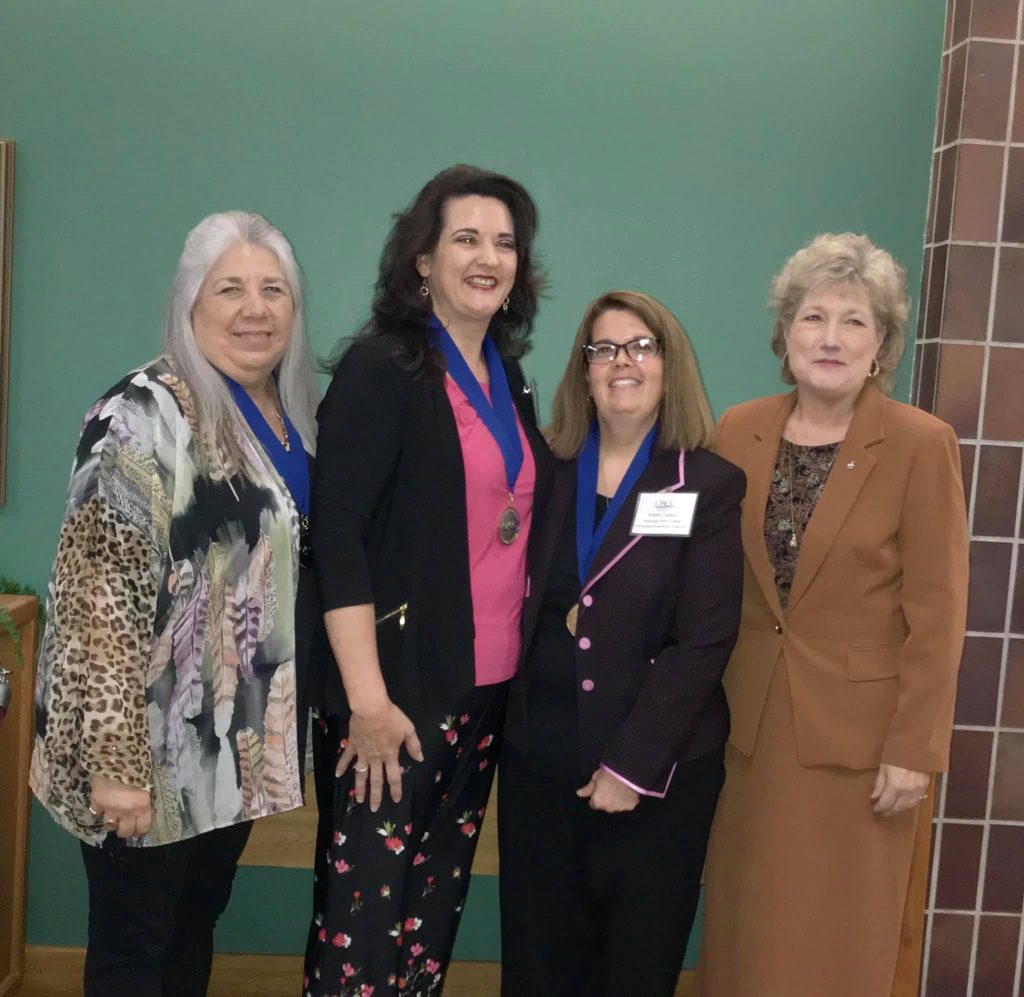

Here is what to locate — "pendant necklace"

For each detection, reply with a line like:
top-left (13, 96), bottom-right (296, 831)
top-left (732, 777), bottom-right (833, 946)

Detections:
top-left (786, 441), bottom-right (839, 549)
top-left (273, 409), bottom-right (291, 452)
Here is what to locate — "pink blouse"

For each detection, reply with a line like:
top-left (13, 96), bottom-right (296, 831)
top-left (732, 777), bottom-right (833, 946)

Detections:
top-left (445, 375), bottom-right (536, 686)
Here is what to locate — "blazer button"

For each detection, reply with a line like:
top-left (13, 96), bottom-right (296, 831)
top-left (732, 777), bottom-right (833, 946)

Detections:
top-left (774, 623), bottom-right (783, 634)
top-left (579, 637), bottom-right (592, 650)
top-left (582, 594), bottom-right (594, 607)
top-left (581, 679), bottom-right (595, 692)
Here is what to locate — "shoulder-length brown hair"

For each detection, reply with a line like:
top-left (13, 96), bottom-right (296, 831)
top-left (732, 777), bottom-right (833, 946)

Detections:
top-left (546, 290), bottom-right (715, 459)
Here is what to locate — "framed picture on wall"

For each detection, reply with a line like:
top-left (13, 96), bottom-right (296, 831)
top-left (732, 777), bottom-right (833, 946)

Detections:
top-left (0, 140), bottom-right (13, 507)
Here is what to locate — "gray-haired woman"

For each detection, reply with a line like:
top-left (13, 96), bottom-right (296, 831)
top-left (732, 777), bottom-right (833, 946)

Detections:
top-left (30, 211), bottom-right (319, 997)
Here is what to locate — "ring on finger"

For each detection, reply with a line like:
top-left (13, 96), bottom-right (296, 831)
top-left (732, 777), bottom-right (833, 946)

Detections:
top-left (354, 765), bottom-right (369, 773)
top-left (88, 805), bottom-right (101, 817)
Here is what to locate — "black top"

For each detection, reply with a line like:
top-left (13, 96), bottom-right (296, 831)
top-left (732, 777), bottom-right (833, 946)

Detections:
top-left (303, 328), bottom-right (551, 720)
top-left (507, 448), bottom-right (745, 794)
top-left (520, 491), bottom-right (613, 779)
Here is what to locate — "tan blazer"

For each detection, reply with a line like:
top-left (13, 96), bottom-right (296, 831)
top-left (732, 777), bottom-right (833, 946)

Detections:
top-left (716, 384), bottom-right (968, 773)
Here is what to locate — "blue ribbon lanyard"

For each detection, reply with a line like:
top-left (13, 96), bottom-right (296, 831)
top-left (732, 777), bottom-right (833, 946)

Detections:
top-left (224, 375), bottom-right (310, 515)
top-left (429, 315), bottom-right (523, 497)
top-left (575, 419), bottom-right (658, 585)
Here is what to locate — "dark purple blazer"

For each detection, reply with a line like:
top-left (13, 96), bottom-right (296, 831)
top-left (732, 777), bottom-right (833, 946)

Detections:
top-left (506, 445), bottom-right (746, 796)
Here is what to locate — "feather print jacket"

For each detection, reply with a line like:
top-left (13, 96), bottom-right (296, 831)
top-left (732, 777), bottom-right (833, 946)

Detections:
top-left (30, 357), bottom-right (304, 846)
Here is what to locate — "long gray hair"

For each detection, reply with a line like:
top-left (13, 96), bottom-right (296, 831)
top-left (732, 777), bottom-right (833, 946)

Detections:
top-left (162, 211), bottom-right (319, 475)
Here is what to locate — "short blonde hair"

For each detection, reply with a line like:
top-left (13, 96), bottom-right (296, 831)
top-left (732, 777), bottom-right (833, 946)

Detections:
top-left (546, 290), bottom-right (715, 459)
top-left (770, 233), bottom-right (910, 395)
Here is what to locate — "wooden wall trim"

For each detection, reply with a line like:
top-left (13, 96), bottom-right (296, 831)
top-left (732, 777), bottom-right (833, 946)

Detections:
top-left (0, 594), bottom-right (39, 997)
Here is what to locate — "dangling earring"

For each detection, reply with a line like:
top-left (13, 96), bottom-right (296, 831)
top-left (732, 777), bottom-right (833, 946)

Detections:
top-left (869, 357), bottom-right (880, 378)
top-left (502, 297), bottom-right (510, 313)
top-left (419, 278), bottom-right (430, 299)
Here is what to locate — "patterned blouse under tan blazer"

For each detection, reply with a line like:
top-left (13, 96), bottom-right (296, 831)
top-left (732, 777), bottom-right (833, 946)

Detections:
top-left (30, 356), bottom-right (304, 847)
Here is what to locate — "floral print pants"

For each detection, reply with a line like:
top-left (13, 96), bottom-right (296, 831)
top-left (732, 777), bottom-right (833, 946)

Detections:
top-left (303, 684), bottom-right (505, 997)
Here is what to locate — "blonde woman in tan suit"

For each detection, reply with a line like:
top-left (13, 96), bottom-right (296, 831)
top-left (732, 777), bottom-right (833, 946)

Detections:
top-left (697, 233), bottom-right (969, 997)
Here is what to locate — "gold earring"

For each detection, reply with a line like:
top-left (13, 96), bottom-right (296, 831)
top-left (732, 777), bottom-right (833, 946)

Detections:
top-left (502, 297), bottom-right (510, 313)
top-left (419, 278), bottom-right (429, 299)
top-left (869, 357), bottom-right (880, 378)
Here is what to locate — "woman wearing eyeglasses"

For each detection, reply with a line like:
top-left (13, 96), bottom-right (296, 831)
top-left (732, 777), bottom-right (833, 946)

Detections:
top-left (498, 291), bottom-right (745, 996)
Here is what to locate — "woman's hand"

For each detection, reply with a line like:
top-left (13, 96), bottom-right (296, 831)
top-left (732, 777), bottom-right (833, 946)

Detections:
top-left (337, 700), bottom-right (424, 812)
top-left (871, 763), bottom-right (930, 817)
top-left (577, 769), bottom-right (640, 813)
top-left (90, 774), bottom-right (153, 839)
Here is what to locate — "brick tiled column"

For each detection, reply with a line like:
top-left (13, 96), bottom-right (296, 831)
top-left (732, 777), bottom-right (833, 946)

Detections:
top-left (913, 1), bottom-right (1024, 994)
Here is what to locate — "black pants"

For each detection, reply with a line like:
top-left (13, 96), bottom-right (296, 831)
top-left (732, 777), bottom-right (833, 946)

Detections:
top-left (80, 821), bottom-right (252, 997)
top-left (498, 745), bottom-right (725, 997)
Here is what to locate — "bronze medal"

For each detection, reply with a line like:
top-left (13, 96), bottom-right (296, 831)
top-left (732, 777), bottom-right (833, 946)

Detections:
top-left (498, 505), bottom-right (521, 545)
top-left (565, 602), bottom-right (579, 637)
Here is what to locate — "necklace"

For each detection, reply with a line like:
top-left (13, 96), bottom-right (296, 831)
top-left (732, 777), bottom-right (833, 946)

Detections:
top-left (785, 441), bottom-right (839, 548)
top-left (273, 409), bottom-right (291, 452)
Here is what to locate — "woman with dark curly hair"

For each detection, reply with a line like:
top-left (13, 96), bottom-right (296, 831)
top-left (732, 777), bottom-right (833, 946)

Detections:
top-left (302, 165), bottom-right (549, 996)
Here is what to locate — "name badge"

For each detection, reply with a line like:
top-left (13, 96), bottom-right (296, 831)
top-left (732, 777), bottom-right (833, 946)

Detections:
top-left (630, 491), bottom-right (698, 537)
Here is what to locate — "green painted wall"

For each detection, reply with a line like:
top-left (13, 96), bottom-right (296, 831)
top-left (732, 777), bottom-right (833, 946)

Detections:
top-left (3, 0), bottom-right (942, 960)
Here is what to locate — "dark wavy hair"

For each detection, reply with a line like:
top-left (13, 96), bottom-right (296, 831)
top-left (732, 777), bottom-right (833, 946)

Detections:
top-left (341, 164), bottom-right (544, 375)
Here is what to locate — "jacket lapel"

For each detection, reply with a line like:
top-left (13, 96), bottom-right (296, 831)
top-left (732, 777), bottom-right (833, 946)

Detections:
top-left (521, 460), bottom-right (573, 649)
top-left (786, 384), bottom-right (885, 613)
top-left (580, 447), bottom-right (685, 597)
top-left (741, 394), bottom-right (795, 623)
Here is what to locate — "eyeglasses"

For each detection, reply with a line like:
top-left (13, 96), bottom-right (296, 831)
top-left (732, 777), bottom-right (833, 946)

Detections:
top-left (582, 336), bottom-right (661, 365)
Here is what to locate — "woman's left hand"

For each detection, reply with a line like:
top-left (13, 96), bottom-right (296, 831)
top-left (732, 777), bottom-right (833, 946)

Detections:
top-left (870, 763), bottom-right (930, 817)
top-left (577, 769), bottom-right (640, 813)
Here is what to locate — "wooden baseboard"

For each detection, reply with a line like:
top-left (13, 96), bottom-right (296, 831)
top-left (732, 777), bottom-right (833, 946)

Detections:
top-left (22, 946), bottom-right (696, 995)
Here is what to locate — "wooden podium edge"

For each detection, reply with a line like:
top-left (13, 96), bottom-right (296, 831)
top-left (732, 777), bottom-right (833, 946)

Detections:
top-left (0, 594), bottom-right (39, 997)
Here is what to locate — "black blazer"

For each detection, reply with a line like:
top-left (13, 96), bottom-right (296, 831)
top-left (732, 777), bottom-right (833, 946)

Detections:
top-left (304, 329), bottom-right (551, 720)
top-left (506, 446), bottom-right (745, 795)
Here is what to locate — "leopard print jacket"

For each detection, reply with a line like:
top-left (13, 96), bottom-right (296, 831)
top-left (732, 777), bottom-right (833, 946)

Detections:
top-left (30, 357), bottom-right (304, 846)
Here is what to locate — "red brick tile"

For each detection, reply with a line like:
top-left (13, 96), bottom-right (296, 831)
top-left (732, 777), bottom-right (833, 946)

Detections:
top-left (1014, 50), bottom-right (1024, 142)
top-left (974, 915), bottom-right (1021, 997)
top-left (935, 343), bottom-right (985, 437)
top-left (944, 43), bottom-right (969, 145)
top-left (955, 635), bottom-right (1003, 725)
top-left (991, 732), bottom-right (1024, 821)
top-left (941, 244), bottom-right (994, 341)
top-left (944, 728), bottom-right (993, 819)
top-left (960, 443), bottom-right (977, 489)
top-left (1002, 147), bottom-right (1024, 243)
top-left (983, 824), bottom-right (1024, 912)
top-left (967, 540), bottom-right (1013, 632)
top-left (1001, 639), bottom-right (1024, 727)
top-left (970, 0), bottom-right (1021, 38)
top-left (1012, 553), bottom-right (1023, 633)
top-left (973, 445), bottom-right (1022, 537)
top-left (952, 144), bottom-right (1004, 242)
top-left (962, 42), bottom-right (1015, 140)
top-left (951, 0), bottom-right (973, 46)
top-left (926, 913), bottom-right (974, 995)
top-left (914, 342), bottom-right (940, 411)
top-left (936, 822), bottom-right (985, 908)
top-left (923, 244), bottom-right (948, 341)
top-left (981, 346), bottom-right (1024, 440)
top-left (934, 146), bottom-right (959, 244)
top-left (992, 246), bottom-right (1024, 343)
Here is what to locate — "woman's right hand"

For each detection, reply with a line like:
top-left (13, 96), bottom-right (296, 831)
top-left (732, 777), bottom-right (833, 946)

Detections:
top-left (337, 700), bottom-right (424, 811)
top-left (90, 774), bottom-right (153, 839)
